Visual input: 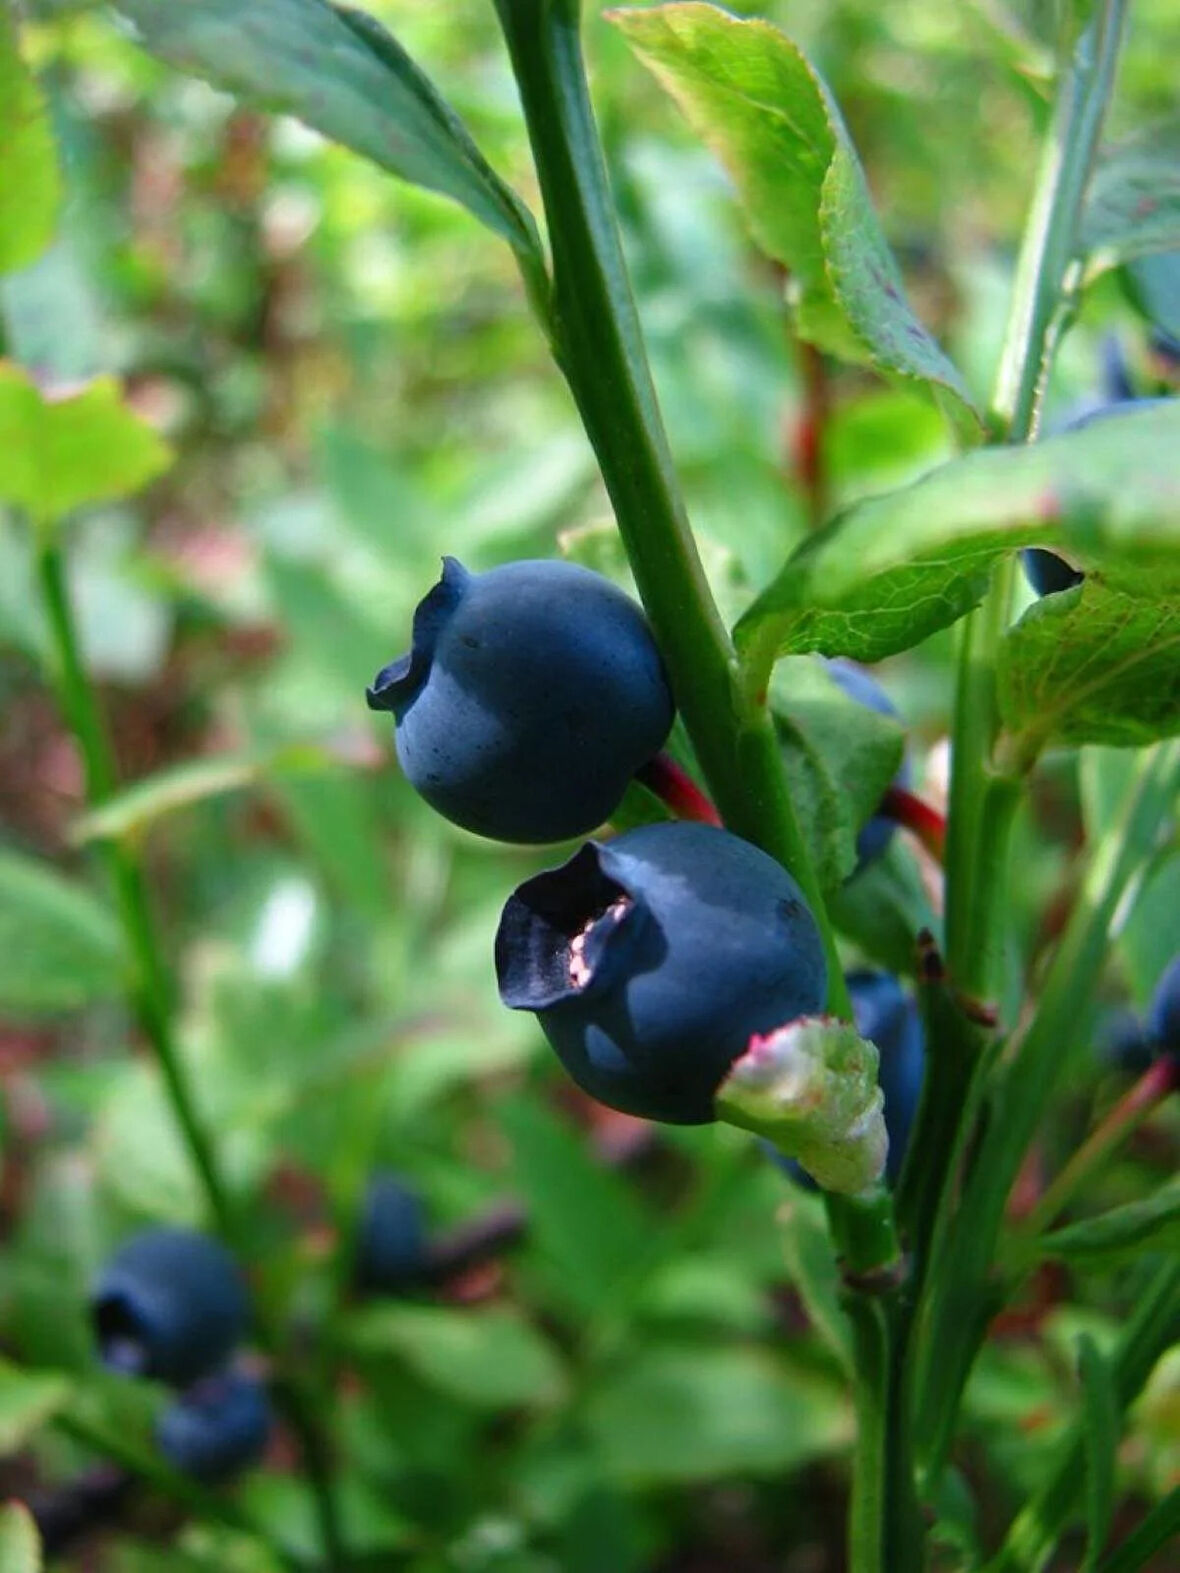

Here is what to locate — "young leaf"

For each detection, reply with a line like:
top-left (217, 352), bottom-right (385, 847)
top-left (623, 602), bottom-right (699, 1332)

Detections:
top-left (1039, 1177), bottom-right (1180, 1266)
top-left (1077, 1335), bottom-right (1119, 1571)
top-left (607, 3), bottom-right (978, 431)
top-left (0, 364), bottom-right (171, 528)
top-left (0, 1501), bottom-right (42, 1573)
top-left (0, 12), bottom-right (61, 276)
top-left (735, 400), bottom-right (1180, 678)
top-left (113, 0), bottom-right (542, 265)
top-left (997, 582), bottom-right (1180, 761)
top-left (1080, 123), bottom-right (1180, 273)
top-left (0, 850), bottom-right (123, 1014)
top-left (0, 1358), bottom-right (72, 1453)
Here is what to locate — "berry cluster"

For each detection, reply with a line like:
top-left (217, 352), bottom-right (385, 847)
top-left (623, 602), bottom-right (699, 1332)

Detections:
top-left (89, 1178), bottom-right (431, 1486)
top-left (91, 1229), bottom-right (268, 1482)
top-left (370, 557), bottom-right (917, 1149)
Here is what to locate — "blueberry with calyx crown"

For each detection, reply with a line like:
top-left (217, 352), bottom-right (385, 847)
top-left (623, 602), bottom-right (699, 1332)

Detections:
top-left (496, 822), bottom-right (828, 1125)
top-left (367, 557), bottom-right (674, 844)
top-left (91, 1228), bottom-right (249, 1388)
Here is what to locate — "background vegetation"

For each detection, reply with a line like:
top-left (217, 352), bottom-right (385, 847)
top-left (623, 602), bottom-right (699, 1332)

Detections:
top-left (1, 1), bottom-right (1178, 1569)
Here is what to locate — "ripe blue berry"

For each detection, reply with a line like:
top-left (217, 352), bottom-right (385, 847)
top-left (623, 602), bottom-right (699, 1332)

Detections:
top-left (1096, 1007), bottom-right (1153, 1076)
top-left (767, 970), bottom-right (925, 1189)
top-left (367, 557), bottom-right (674, 844)
top-left (496, 822), bottom-right (828, 1124)
top-left (155, 1372), bottom-right (271, 1482)
top-left (1021, 547), bottom-right (1084, 597)
top-left (1146, 955), bottom-right (1180, 1057)
top-left (354, 1171), bottom-right (429, 1293)
top-left (91, 1229), bottom-right (249, 1388)
top-left (826, 659), bottom-right (910, 870)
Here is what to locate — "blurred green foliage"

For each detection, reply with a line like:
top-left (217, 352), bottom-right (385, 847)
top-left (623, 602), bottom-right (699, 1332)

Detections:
top-left (1, 3), bottom-right (1178, 1570)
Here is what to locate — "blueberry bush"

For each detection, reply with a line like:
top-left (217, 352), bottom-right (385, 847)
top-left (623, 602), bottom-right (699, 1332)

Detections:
top-left (1, 1), bottom-right (1179, 1570)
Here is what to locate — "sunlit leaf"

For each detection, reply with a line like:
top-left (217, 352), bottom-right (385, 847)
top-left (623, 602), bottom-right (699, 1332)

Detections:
top-left (114, 0), bottom-right (542, 264)
top-left (735, 401), bottom-right (1180, 677)
top-left (0, 849), bottom-right (123, 1014)
top-left (0, 364), bottom-right (171, 528)
top-left (0, 1358), bottom-right (72, 1453)
top-left (608, 3), bottom-right (978, 431)
top-left (0, 12), bottom-right (60, 275)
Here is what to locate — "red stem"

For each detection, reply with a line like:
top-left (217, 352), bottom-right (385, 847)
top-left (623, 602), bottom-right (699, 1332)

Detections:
top-left (880, 784), bottom-right (947, 864)
top-left (636, 753), bottom-right (722, 826)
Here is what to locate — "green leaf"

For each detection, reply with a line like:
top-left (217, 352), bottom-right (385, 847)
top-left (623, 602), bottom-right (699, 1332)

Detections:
top-left (1124, 249), bottom-right (1180, 341)
top-left (1081, 123), bottom-right (1180, 273)
top-left (735, 400), bottom-right (1180, 674)
top-left (0, 1501), bottom-right (42, 1573)
top-left (829, 840), bottom-right (938, 979)
top-left (0, 849), bottom-right (123, 1014)
top-left (997, 582), bottom-right (1180, 759)
top-left (1078, 1335), bottom-right (1119, 1571)
top-left (1095, 1485), bottom-right (1180, 1573)
top-left (70, 745), bottom-right (337, 846)
top-left (113, 0), bottom-right (541, 263)
top-left (1039, 1178), bottom-right (1180, 1266)
top-left (0, 13), bottom-right (61, 276)
top-left (0, 1357), bottom-right (72, 1453)
top-left (769, 657), bottom-right (906, 891)
top-left (775, 1192), bottom-right (852, 1373)
top-left (585, 1344), bottom-right (850, 1484)
top-left (497, 1098), bottom-right (652, 1318)
top-left (339, 1303), bottom-right (566, 1410)
top-left (607, 3), bottom-right (977, 430)
top-left (0, 364), bottom-right (171, 528)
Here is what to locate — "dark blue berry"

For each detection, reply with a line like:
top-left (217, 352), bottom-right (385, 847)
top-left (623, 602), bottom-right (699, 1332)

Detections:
top-left (1021, 547), bottom-right (1084, 598)
top-left (496, 822), bottom-right (828, 1125)
top-left (155, 1371), bottom-right (271, 1482)
top-left (1096, 1007), bottom-right (1153, 1076)
top-left (367, 557), bottom-right (674, 844)
top-left (1146, 955), bottom-right (1180, 1057)
top-left (767, 970), bottom-right (925, 1189)
top-left (91, 1229), bottom-right (249, 1388)
top-left (354, 1171), bottom-right (429, 1293)
top-left (826, 659), bottom-right (911, 870)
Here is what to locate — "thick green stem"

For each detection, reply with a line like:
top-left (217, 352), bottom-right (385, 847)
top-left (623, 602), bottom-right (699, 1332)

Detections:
top-left (844, 1295), bottom-right (924, 1573)
top-left (984, 1258), bottom-right (1180, 1573)
top-left (34, 533), bottom-right (347, 1572)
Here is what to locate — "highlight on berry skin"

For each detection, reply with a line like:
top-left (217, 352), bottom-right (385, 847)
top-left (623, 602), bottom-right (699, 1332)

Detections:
top-left (366, 556), bottom-right (675, 844)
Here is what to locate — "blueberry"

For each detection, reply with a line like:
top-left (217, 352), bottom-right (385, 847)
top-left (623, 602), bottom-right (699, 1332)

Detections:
top-left (354, 1171), bottom-right (429, 1293)
top-left (155, 1371), bottom-right (271, 1482)
top-left (1146, 955), bottom-right (1180, 1057)
top-left (91, 1229), bottom-right (249, 1388)
top-left (1021, 547), bottom-right (1084, 598)
top-left (1096, 1007), bottom-right (1153, 1076)
top-left (367, 557), bottom-right (674, 844)
top-left (496, 822), bottom-right (828, 1124)
top-left (767, 970), bottom-right (925, 1189)
top-left (825, 659), bottom-right (910, 870)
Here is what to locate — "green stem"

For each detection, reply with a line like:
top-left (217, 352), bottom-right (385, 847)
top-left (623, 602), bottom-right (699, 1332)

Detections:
top-left (491, 0), bottom-right (848, 1017)
top-left (35, 537), bottom-right (234, 1237)
top-left (1096, 1486), bottom-right (1180, 1573)
top-left (34, 532), bottom-right (347, 1572)
top-left (844, 1296), bottom-right (923, 1573)
top-left (984, 1258), bottom-right (1180, 1573)
top-left (914, 740), bottom-right (1180, 1484)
